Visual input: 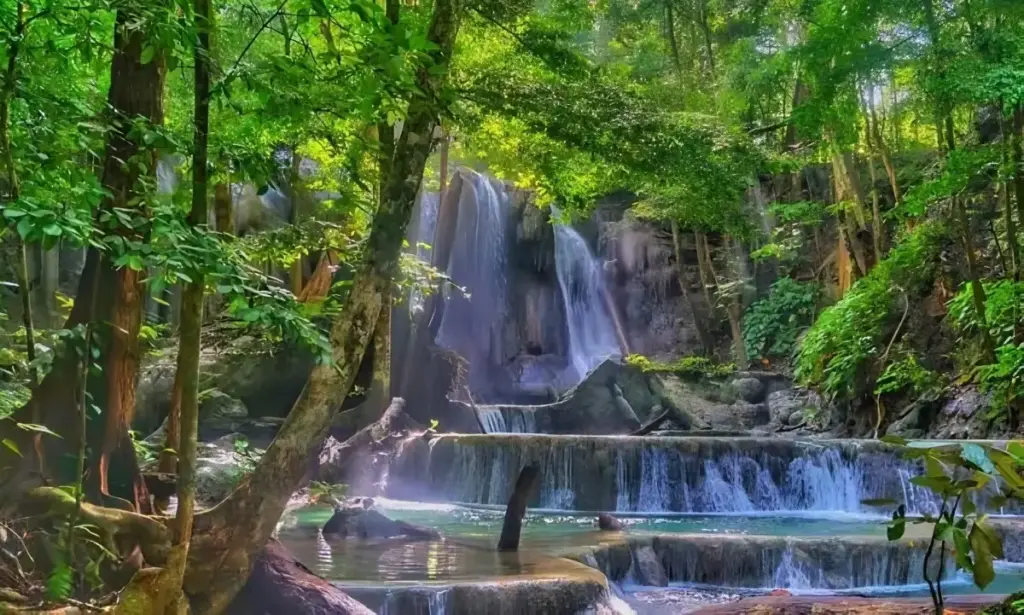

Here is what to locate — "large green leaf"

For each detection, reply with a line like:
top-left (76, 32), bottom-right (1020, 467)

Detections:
top-left (960, 443), bottom-right (996, 473)
top-left (969, 524), bottom-right (996, 589)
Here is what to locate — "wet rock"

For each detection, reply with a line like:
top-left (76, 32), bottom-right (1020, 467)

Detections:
top-left (322, 507), bottom-right (439, 541)
top-left (629, 545), bottom-right (668, 587)
top-left (788, 409), bottom-right (805, 427)
top-left (766, 388), bottom-right (822, 426)
top-left (930, 386), bottom-right (994, 439)
top-left (201, 390), bottom-right (248, 421)
top-left (726, 401), bottom-right (770, 429)
top-left (730, 377), bottom-right (765, 404)
top-left (194, 433), bottom-right (255, 505)
top-left (597, 513), bottom-right (623, 531)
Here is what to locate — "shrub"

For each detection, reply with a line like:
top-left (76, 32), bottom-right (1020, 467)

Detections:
top-left (742, 277), bottom-right (818, 361)
top-left (795, 221), bottom-right (948, 401)
top-left (625, 354), bottom-right (736, 378)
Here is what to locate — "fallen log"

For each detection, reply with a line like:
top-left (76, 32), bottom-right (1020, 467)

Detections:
top-left (630, 407), bottom-right (673, 436)
top-left (226, 539), bottom-right (372, 615)
top-left (497, 465), bottom-right (540, 552)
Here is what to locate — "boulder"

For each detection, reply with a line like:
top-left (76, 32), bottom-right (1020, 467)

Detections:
top-left (766, 388), bottom-right (822, 426)
top-left (788, 409), bottom-right (805, 427)
top-left (322, 506), bottom-right (439, 541)
top-left (193, 433), bottom-right (256, 505)
top-left (201, 390), bottom-right (248, 421)
top-left (134, 343), bottom-right (313, 435)
top-left (597, 513), bottom-right (623, 531)
top-left (318, 398), bottom-right (425, 487)
top-left (729, 377), bottom-right (765, 404)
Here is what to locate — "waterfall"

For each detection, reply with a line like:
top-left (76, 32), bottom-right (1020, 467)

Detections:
top-left (476, 406), bottom-right (539, 434)
top-left (553, 218), bottom-right (622, 385)
top-left (391, 435), bottom-right (966, 515)
top-left (435, 171), bottom-right (509, 396)
top-left (409, 192), bottom-right (440, 315)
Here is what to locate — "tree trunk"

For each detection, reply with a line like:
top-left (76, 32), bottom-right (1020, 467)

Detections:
top-left (1001, 113), bottom-right (1019, 275)
top-left (1014, 105), bottom-right (1024, 233)
top-left (364, 292), bottom-right (392, 413)
top-left (214, 183), bottom-right (233, 233)
top-left (181, 2), bottom-right (463, 611)
top-left (864, 94), bottom-right (885, 261)
top-left (694, 231), bottom-right (715, 310)
top-left (671, 221), bottom-right (713, 354)
top-left (497, 465), bottom-right (540, 552)
top-left (160, 0), bottom-right (213, 604)
top-left (0, 0), bottom-right (167, 510)
top-left (697, 0), bottom-right (715, 78)
top-left (664, 0), bottom-right (684, 84)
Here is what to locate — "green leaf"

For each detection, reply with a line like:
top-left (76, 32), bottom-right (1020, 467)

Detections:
top-left (17, 423), bottom-right (62, 438)
top-left (961, 443), bottom-right (996, 473)
top-left (953, 528), bottom-right (973, 572)
top-left (1007, 441), bottom-right (1024, 460)
top-left (909, 475), bottom-right (953, 494)
top-left (887, 522), bottom-right (905, 541)
top-left (880, 434), bottom-right (908, 446)
top-left (140, 45), bottom-right (155, 65)
top-left (16, 217), bottom-right (33, 238)
top-left (2, 438), bottom-right (21, 456)
top-left (962, 498), bottom-right (976, 517)
top-left (4, 208), bottom-right (27, 218)
top-left (311, 0), bottom-right (328, 17)
top-left (43, 223), bottom-right (62, 236)
top-left (969, 524), bottom-right (996, 589)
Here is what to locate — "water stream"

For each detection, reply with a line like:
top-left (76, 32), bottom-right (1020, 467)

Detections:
top-left (553, 220), bottom-right (623, 386)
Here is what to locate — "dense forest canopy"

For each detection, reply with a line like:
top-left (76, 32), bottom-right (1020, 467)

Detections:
top-left (0, 0), bottom-right (1022, 611)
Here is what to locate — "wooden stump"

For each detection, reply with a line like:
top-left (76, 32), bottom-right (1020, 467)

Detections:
top-left (497, 465), bottom-right (540, 552)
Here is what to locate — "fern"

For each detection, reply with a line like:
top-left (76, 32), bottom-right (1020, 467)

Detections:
top-left (46, 558), bottom-right (74, 601)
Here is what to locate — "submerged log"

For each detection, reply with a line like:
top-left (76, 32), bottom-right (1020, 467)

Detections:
top-left (226, 539), bottom-right (372, 615)
top-left (497, 465), bottom-right (540, 552)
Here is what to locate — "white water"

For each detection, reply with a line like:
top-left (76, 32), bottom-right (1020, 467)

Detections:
top-left (553, 217), bottom-right (622, 385)
top-left (435, 171), bottom-right (510, 393)
top-left (409, 192), bottom-right (440, 315)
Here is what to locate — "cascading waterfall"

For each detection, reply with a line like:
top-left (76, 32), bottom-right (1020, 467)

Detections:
top-left (387, 435), bottom-right (962, 514)
top-left (553, 217), bottom-right (623, 386)
top-left (409, 192), bottom-right (440, 315)
top-left (476, 406), bottom-right (539, 434)
top-left (435, 171), bottom-right (510, 396)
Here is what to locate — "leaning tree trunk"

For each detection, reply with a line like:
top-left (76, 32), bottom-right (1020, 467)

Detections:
top-left (180, 2), bottom-right (463, 612)
top-left (0, 3), bottom-right (167, 511)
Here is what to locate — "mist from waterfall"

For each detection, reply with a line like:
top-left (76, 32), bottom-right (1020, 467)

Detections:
top-left (553, 218), bottom-right (622, 385)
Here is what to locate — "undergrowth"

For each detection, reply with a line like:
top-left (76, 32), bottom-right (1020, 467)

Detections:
top-left (625, 354), bottom-right (736, 378)
top-left (795, 221), bottom-right (949, 401)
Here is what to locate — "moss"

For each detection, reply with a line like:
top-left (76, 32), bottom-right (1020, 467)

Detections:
top-left (625, 354), bottom-right (736, 379)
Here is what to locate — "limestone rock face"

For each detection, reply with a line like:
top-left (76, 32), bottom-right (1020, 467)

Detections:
top-left (201, 390), bottom-right (248, 421)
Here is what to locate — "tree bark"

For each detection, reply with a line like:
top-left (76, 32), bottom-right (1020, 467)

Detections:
top-left (497, 465), bottom-right (540, 551)
top-left (664, 0), bottom-right (684, 84)
top-left (181, 2), bottom-right (463, 611)
top-left (159, 0), bottom-right (213, 606)
top-left (696, 0), bottom-right (715, 78)
top-left (1014, 105), bottom-right (1024, 233)
top-left (1001, 113), bottom-right (1019, 275)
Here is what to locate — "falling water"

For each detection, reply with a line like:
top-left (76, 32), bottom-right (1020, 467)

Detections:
top-left (476, 406), bottom-right (539, 434)
top-left (409, 192), bottom-right (440, 315)
top-left (391, 435), bottom-right (966, 514)
top-left (435, 171), bottom-right (510, 396)
top-left (553, 218), bottom-right (622, 385)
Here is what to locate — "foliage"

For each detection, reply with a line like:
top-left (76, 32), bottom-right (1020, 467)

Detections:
top-left (796, 221), bottom-right (949, 401)
top-left (877, 437), bottom-right (1024, 610)
top-left (977, 344), bottom-right (1024, 418)
top-left (949, 280), bottom-right (1024, 351)
top-left (625, 354), bottom-right (736, 378)
top-left (307, 481), bottom-right (347, 505)
top-left (874, 351), bottom-right (942, 399)
top-left (742, 278), bottom-right (818, 362)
